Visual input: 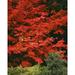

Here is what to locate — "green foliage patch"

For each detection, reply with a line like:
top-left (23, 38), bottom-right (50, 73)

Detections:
top-left (8, 53), bottom-right (67, 75)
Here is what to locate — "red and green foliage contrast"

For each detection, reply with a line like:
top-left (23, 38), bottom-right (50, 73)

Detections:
top-left (8, 0), bottom-right (67, 67)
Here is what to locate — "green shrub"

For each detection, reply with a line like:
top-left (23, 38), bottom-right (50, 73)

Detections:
top-left (8, 65), bottom-right (43, 75)
top-left (40, 53), bottom-right (67, 75)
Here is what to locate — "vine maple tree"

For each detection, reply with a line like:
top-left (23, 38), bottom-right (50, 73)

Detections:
top-left (8, 0), bottom-right (67, 67)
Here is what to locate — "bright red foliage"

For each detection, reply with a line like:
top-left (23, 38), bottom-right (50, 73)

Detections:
top-left (8, 0), bottom-right (67, 67)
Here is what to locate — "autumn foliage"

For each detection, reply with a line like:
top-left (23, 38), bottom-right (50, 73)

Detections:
top-left (8, 0), bottom-right (67, 67)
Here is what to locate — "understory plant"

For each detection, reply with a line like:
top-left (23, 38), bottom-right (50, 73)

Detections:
top-left (8, 53), bottom-right (67, 75)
